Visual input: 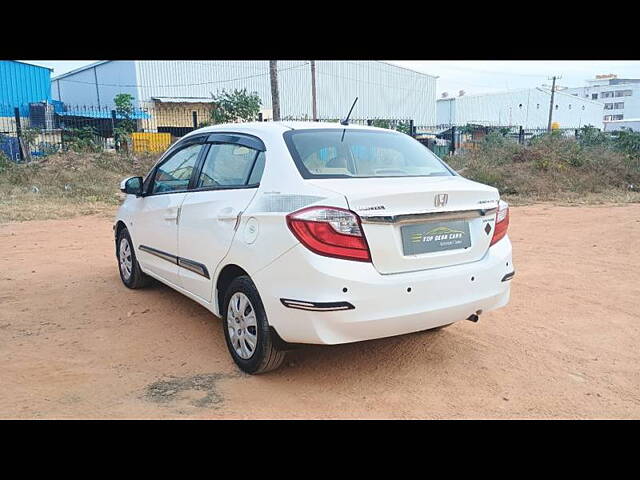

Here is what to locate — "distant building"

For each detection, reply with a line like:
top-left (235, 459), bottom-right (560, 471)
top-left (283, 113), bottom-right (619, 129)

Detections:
top-left (436, 87), bottom-right (603, 129)
top-left (50, 60), bottom-right (437, 124)
top-left (0, 60), bottom-right (52, 116)
top-left (564, 75), bottom-right (640, 124)
top-left (603, 118), bottom-right (640, 132)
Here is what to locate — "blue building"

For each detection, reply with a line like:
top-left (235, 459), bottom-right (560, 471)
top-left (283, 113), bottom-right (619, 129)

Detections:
top-left (0, 60), bottom-right (52, 116)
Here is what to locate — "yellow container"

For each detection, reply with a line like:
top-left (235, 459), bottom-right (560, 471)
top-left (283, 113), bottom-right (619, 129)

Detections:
top-left (551, 121), bottom-right (560, 130)
top-left (131, 132), bottom-right (172, 153)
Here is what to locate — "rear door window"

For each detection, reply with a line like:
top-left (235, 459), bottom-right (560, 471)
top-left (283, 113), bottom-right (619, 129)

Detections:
top-left (196, 144), bottom-right (263, 188)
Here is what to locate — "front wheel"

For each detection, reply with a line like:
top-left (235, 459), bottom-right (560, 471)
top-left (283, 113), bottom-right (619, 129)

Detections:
top-left (117, 227), bottom-right (151, 289)
top-left (222, 276), bottom-right (286, 374)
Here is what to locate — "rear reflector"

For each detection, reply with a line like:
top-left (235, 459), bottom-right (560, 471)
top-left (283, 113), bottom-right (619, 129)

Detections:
top-left (490, 200), bottom-right (509, 246)
top-left (280, 298), bottom-right (355, 311)
top-left (286, 206), bottom-right (371, 262)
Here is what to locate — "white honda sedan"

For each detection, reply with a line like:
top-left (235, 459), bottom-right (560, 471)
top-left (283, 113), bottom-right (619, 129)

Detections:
top-left (115, 122), bottom-right (513, 374)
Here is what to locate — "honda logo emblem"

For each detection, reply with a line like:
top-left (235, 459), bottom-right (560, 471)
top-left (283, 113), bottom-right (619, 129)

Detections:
top-left (434, 194), bottom-right (448, 207)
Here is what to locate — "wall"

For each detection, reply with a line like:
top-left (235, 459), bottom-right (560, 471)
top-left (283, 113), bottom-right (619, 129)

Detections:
top-left (437, 88), bottom-right (603, 129)
top-left (0, 60), bottom-right (51, 115)
top-left (141, 101), bottom-right (215, 130)
top-left (603, 119), bottom-right (640, 132)
top-left (52, 61), bottom-right (138, 108)
top-left (436, 98), bottom-right (455, 125)
top-left (137, 60), bottom-right (439, 121)
top-left (55, 60), bottom-right (437, 124)
top-left (315, 61), bottom-right (437, 124)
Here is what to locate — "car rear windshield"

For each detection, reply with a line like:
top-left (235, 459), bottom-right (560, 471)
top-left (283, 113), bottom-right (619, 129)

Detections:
top-left (283, 129), bottom-right (453, 179)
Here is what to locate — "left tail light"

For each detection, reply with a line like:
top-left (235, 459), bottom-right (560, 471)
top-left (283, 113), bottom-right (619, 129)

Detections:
top-left (286, 206), bottom-right (371, 262)
top-left (490, 200), bottom-right (510, 246)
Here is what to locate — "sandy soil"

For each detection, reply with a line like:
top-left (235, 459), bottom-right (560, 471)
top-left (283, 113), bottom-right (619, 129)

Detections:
top-left (1, 204), bottom-right (639, 419)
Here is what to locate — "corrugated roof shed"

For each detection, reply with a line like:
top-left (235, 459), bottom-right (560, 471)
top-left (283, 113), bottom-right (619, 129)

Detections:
top-left (0, 60), bottom-right (52, 111)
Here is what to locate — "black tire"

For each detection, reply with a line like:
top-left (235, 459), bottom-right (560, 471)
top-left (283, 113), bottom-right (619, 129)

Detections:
top-left (116, 227), bottom-right (151, 289)
top-left (222, 275), bottom-right (286, 374)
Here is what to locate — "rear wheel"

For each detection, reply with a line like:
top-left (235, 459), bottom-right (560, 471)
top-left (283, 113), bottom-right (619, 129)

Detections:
top-left (222, 276), bottom-right (286, 374)
top-left (117, 227), bottom-right (151, 289)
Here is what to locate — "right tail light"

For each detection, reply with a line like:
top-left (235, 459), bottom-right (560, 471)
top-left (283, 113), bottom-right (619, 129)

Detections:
top-left (490, 200), bottom-right (509, 246)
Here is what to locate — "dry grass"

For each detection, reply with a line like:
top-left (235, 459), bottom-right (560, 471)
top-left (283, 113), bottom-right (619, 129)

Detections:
top-left (0, 151), bottom-right (158, 223)
top-left (2, 137), bottom-right (640, 224)
top-left (449, 132), bottom-right (640, 205)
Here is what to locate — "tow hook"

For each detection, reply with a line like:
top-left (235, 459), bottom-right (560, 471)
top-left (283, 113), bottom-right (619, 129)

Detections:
top-left (466, 309), bottom-right (483, 323)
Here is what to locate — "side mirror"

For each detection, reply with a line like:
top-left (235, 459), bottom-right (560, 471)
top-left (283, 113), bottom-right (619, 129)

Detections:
top-left (120, 176), bottom-right (143, 196)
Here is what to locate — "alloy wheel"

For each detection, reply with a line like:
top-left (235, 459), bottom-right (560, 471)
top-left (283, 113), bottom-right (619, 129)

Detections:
top-left (119, 237), bottom-right (133, 280)
top-left (227, 292), bottom-right (258, 359)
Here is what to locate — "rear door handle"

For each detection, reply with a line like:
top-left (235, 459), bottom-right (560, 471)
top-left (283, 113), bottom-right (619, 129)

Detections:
top-left (217, 207), bottom-right (242, 230)
top-left (164, 206), bottom-right (180, 222)
top-left (217, 206), bottom-right (237, 221)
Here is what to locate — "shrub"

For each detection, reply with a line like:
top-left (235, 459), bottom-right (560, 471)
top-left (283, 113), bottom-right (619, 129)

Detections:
top-left (614, 129), bottom-right (640, 157)
top-left (449, 126), bottom-right (640, 203)
top-left (62, 127), bottom-right (103, 153)
top-left (577, 125), bottom-right (610, 149)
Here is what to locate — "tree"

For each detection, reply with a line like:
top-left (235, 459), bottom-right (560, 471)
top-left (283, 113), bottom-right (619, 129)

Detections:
top-left (209, 89), bottom-right (262, 124)
top-left (113, 93), bottom-right (136, 153)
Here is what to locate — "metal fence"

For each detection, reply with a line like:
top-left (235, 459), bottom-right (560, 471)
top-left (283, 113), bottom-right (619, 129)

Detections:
top-left (0, 101), bottom-right (601, 163)
top-left (413, 124), bottom-right (584, 156)
top-left (0, 103), bottom-right (422, 162)
top-left (1, 102), bottom-right (226, 161)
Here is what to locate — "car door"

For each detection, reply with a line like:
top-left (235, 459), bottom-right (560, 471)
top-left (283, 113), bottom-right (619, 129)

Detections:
top-left (133, 139), bottom-right (206, 286)
top-left (177, 134), bottom-right (266, 302)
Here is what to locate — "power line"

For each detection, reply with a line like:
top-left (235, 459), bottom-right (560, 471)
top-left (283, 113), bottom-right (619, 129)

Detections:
top-left (315, 70), bottom-right (431, 94)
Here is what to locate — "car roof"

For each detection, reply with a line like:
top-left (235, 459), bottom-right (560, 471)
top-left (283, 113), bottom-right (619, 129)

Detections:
top-left (184, 121), bottom-right (391, 138)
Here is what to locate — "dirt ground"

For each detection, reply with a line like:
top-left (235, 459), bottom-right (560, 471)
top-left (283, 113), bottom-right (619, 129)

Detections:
top-left (1, 204), bottom-right (639, 419)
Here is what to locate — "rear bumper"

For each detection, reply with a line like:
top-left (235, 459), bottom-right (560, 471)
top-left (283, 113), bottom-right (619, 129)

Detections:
top-left (253, 236), bottom-right (513, 345)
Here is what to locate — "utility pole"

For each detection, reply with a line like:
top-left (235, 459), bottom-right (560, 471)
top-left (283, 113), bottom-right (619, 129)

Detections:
top-left (269, 60), bottom-right (281, 121)
top-left (547, 75), bottom-right (561, 132)
top-left (310, 60), bottom-right (318, 121)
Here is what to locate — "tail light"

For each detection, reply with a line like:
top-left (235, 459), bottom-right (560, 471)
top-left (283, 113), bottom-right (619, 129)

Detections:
top-left (490, 200), bottom-right (509, 246)
top-left (286, 206), bottom-right (371, 262)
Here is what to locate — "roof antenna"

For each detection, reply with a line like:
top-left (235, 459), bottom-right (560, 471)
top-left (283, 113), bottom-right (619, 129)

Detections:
top-left (340, 97), bottom-right (358, 125)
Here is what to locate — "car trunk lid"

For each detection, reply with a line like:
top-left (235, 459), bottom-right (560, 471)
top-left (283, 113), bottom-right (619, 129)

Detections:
top-left (308, 176), bottom-right (500, 274)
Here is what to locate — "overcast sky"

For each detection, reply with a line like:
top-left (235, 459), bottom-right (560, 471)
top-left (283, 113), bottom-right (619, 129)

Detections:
top-left (26, 60), bottom-right (640, 96)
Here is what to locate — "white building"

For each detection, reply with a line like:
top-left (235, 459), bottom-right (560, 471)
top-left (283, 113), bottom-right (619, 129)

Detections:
top-left (602, 118), bottom-right (640, 132)
top-left (50, 60), bottom-right (437, 124)
top-left (563, 75), bottom-right (640, 126)
top-left (436, 87), bottom-right (603, 129)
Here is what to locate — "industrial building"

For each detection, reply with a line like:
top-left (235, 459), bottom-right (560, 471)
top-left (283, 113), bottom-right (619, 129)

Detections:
top-left (0, 60), bottom-right (52, 116)
top-left (50, 60), bottom-right (438, 124)
top-left (563, 74), bottom-right (640, 128)
top-left (0, 61), bottom-right (53, 161)
top-left (436, 87), bottom-right (604, 129)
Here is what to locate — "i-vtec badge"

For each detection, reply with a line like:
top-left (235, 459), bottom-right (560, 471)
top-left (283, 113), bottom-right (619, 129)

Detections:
top-left (434, 193), bottom-right (448, 208)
